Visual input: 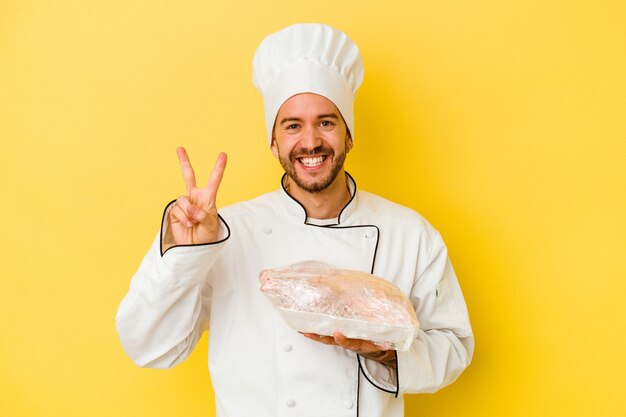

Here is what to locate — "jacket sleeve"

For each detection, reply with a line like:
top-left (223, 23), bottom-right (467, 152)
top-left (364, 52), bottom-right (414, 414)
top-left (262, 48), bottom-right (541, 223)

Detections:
top-left (358, 230), bottom-right (474, 395)
top-left (115, 202), bottom-right (230, 368)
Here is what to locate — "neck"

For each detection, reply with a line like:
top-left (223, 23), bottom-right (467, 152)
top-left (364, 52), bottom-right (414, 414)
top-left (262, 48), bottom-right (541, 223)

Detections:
top-left (284, 171), bottom-right (352, 220)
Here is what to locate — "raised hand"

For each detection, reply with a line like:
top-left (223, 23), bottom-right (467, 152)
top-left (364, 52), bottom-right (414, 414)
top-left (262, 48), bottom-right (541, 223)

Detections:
top-left (168, 147), bottom-right (227, 246)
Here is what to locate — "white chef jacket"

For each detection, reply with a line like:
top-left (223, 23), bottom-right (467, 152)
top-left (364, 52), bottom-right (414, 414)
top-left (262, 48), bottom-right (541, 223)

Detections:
top-left (116, 174), bottom-right (474, 417)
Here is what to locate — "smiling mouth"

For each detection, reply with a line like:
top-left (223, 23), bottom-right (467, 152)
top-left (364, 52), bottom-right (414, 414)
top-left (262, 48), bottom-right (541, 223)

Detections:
top-left (297, 155), bottom-right (326, 168)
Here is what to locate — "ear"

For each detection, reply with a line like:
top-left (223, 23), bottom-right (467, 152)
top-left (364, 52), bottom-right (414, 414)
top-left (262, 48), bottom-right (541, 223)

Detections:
top-left (346, 134), bottom-right (354, 153)
top-left (270, 137), bottom-right (279, 159)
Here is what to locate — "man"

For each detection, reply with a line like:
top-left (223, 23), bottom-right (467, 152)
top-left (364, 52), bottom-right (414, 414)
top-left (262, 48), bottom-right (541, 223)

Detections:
top-left (116, 23), bottom-right (473, 417)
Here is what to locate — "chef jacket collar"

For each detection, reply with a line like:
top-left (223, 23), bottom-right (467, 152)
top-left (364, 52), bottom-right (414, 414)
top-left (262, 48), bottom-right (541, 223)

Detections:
top-left (280, 172), bottom-right (358, 226)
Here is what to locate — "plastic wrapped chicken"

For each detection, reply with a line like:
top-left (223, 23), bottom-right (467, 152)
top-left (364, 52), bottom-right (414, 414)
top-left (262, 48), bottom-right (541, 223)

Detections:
top-left (259, 261), bottom-right (419, 351)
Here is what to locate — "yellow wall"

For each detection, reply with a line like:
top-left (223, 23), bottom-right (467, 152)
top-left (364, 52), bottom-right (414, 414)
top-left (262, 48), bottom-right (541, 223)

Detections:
top-left (1, 1), bottom-right (624, 416)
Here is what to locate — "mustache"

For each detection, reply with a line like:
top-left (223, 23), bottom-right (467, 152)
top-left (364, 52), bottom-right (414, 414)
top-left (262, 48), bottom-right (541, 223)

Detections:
top-left (289, 145), bottom-right (333, 160)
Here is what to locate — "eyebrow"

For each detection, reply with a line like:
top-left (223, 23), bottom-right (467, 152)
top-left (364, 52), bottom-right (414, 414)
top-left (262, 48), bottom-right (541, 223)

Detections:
top-left (279, 113), bottom-right (339, 125)
top-left (317, 113), bottom-right (339, 120)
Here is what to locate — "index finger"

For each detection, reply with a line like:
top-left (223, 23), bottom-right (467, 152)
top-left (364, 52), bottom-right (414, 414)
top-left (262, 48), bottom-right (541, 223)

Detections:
top-left (177, 147), bottom-right (197, 192)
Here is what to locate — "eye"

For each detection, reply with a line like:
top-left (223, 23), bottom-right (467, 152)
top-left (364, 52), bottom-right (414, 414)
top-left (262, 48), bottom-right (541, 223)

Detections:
top-left (320, 120), bottom-right (335, 128)
top-left (286, 123), bottom-right (300, 130)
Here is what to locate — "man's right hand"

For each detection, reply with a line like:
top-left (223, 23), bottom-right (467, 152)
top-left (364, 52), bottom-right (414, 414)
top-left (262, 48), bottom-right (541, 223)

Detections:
top-left (167, 147), bottom-right (227, 246)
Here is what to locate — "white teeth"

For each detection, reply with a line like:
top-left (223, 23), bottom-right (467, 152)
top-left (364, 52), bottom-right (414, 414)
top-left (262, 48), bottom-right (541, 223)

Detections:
top-left (300, 156), bottom-right (324, 167)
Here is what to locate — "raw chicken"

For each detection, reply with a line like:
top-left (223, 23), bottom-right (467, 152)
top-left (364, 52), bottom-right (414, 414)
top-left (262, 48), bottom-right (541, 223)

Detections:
top-left (259, 261), bottom-right (419, 351)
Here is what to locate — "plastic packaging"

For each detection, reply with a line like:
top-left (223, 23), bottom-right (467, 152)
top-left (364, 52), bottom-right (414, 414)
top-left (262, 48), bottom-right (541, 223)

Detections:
top-left (259, 261), bottom-right (419, 351)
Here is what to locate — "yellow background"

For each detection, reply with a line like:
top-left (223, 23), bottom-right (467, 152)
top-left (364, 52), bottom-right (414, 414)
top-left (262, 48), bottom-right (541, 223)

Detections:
top-left (1, 1), bottom-right (624, 416)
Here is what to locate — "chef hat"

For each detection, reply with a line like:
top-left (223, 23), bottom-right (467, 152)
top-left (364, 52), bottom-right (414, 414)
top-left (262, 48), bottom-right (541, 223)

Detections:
top-left (252, 23), bottom-right (364, 145)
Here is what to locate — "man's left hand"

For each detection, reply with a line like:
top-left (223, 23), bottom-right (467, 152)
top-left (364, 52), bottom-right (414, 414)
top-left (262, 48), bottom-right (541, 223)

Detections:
top-left (302, 332), bottom-right (396, 369)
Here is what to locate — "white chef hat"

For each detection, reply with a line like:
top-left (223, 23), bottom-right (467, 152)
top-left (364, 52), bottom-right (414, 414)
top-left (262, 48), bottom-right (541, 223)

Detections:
top-left (252, 23), bottom-right (364, 145)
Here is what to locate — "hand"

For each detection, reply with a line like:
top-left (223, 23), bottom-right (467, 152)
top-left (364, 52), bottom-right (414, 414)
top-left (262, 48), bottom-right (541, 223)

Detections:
top-left (302, 332), bottom-right (397, 369)
top-left (168, 147), bottom-right (227, 246)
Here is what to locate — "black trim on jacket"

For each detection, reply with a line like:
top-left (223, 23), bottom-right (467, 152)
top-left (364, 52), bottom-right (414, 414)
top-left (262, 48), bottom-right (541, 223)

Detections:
top-left (280, 172), bottom-right (358, 226)
top-left (280, 173), bottom-right (401, 400)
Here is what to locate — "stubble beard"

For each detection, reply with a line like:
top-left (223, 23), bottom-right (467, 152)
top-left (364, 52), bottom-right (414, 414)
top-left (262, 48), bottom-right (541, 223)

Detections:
top-left (279, 146), bottom-right (347, 193)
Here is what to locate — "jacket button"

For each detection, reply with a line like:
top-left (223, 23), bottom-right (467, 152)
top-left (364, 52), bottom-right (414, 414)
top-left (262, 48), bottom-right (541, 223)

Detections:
top-left (342, 400), bottom-right (354, 409)
top-left (282, 344), bottom-right (293, 352)
top-left (263, 226), bottom-right (272, 235)
top-left (286, 399), bottom-right (296, 407)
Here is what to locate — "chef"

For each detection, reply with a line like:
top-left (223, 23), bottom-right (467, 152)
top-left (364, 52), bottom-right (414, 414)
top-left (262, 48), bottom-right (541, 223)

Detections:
top-left (116, 23), bottom-right (474, 417)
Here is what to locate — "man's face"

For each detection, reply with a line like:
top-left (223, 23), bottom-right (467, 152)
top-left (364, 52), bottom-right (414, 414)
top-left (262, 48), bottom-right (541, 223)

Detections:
top-left (271, 93), bottom-right (352, 193)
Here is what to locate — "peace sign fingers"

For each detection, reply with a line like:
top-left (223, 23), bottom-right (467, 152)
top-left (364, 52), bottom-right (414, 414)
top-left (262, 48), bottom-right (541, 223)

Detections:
top-left (169, 147), bottom-right (228, 246)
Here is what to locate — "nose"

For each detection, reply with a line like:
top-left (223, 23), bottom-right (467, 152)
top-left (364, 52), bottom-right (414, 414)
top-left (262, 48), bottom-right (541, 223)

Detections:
top-left (299, 126), bottom-right (323, 151)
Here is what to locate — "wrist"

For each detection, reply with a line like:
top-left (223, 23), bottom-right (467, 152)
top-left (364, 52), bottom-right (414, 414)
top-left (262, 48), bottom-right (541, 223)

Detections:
top-left (361, 350), bottom-right (397, 369)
